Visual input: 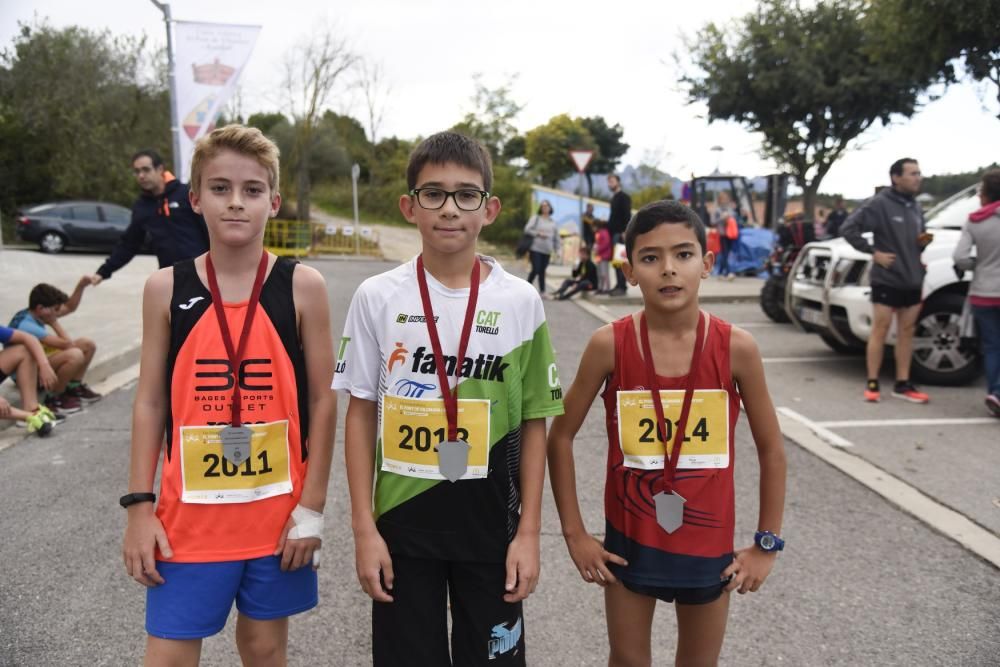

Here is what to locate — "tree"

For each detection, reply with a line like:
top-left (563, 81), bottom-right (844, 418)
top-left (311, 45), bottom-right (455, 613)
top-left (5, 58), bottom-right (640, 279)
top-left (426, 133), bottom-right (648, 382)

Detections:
top-left (682, 0), bottom-right (923, 217)
top-left (451, 73), bottom-right (523, 163)
top-left (865, 0), bottom-right (1000, 116)
top-left (246, 112), bottom-right (288, 136)
top-left (354, 58), bottom-right (392, 184)
top-left (524, 114), bottom-right (597, 187)
top-left (281, 26), bottom-right (356, 220)
top-left (579, 116), bottom-right (629, 196)
top-left (0, 21), bottom-right (168, 218)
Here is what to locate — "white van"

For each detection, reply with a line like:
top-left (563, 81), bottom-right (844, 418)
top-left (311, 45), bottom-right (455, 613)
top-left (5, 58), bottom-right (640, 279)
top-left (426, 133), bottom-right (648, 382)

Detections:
top-left (786, 185), bottom-right (980, 385)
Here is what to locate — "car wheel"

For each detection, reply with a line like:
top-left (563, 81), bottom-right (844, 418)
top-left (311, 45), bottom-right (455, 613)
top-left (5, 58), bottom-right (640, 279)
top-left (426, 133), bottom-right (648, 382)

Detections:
top-left (911, 293), bottom-right (980, 386)
top-left (819, 331), bottom-right (865, 354)
top-left (39, 231), bottom-right (66, 254)
top-left (760, 275), bottom-right (791, 323)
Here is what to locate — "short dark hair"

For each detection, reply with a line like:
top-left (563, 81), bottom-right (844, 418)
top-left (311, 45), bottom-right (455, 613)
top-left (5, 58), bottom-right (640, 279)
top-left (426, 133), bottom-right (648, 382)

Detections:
top-left (132, 149), bottom-right (164, 168)
top-left (406, 131), bottom-right (493, 193)
top-left (890, 158), bottom-right (918, 178)
top-left (29, 283), bottom-right (69, 310)
top-left (981, 169), bottom-right (1000, 204)
top-left (625, 200), bottom-right (706, 262)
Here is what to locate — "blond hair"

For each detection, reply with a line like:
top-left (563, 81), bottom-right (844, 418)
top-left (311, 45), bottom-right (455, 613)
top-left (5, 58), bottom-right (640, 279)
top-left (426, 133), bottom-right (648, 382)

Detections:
top-left (189, 124), bottom-right (280, 195)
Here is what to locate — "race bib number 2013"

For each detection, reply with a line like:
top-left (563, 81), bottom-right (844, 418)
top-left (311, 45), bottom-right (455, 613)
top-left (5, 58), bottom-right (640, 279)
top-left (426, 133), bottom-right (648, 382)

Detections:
top-left (616, 390), bottom-right (730, 470)
top-left (179, 420), bottom-right (292, 504)
top-left (381, 395), bottom-right (490, 481)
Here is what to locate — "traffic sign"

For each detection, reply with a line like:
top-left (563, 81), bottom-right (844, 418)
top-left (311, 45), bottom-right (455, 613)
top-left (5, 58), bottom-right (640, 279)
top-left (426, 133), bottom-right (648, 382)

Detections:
top-left (569, 149), bottom-right (594, 173)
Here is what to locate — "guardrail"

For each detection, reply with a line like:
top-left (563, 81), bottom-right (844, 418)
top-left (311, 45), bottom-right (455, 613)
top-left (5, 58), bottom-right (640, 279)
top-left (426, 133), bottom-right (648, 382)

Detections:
top-left (263, 219), bottom-right (380, 257)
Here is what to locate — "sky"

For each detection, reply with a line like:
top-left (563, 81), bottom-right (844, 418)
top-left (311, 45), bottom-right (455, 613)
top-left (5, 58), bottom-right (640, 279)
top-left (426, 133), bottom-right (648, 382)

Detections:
top-left (4, 0), bottom-right (999, 199)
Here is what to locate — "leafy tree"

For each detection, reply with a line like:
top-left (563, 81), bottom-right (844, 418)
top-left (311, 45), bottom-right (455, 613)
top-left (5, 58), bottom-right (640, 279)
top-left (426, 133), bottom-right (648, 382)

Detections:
top-left (0, 21), bottom-right (168, 220)
top-left (280, 25), bottom-right (356, 220)
top-left (682, 0), bottom-right (924, 217)
top-left (524, 114), bottom-right (598, 187)
top-left (247, 112), bottom-right (289, 136)
top-left (579, 116), bottom-right (629, 196)
top-left (865, 0), bottom-right (1000, 115)
top-left (451, 73), bottom-right (523, 163)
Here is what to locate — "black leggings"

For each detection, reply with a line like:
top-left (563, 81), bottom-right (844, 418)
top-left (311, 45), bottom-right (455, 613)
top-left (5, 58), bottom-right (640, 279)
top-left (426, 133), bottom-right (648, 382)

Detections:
top-left (526, 251), bottom-right (550, 292)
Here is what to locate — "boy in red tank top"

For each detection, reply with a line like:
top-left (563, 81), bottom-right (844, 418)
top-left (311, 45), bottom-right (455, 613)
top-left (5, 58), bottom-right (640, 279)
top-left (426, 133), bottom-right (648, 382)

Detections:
top-left (549, 200), bottom-right (786, 665)
top-left (121, 125), bottom-right (336, 665)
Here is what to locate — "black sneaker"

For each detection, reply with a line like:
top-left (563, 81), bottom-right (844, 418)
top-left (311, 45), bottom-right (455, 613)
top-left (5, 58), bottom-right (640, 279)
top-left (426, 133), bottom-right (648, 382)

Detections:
top-left (45, 393), bottom-right (83, 416)
top-left (67, 383), bottom-right (102, 404)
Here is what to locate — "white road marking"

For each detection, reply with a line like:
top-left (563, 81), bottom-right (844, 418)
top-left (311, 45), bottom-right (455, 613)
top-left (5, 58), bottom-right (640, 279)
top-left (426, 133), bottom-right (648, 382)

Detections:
top-left (762, 356), bottom-right (843, 363)
top-left (778, 406), bottom-right (1000, 569)
top-left (817, 418), bottom-right (998, 428)
top-left (776, 407), bottom-right (854, 447)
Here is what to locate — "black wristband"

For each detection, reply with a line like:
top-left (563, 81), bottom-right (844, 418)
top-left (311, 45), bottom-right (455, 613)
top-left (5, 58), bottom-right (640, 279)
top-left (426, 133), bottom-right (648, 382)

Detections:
top-left (119, 492), bottom-right (156, 508)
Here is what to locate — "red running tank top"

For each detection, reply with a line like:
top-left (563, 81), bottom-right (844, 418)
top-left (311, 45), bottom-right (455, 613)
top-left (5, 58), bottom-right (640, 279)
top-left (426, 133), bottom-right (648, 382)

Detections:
top-left (601, 312), bottom-right (740, 588)
top-left (156, 258), bottom-right (310, 562)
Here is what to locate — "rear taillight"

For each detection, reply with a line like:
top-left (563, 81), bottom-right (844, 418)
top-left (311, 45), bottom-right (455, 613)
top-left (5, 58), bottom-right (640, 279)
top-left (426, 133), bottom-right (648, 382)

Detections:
top-left (18, 216), bottom-right (30, 225)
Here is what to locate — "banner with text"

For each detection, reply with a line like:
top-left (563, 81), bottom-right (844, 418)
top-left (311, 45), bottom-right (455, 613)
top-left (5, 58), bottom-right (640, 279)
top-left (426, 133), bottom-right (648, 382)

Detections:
top-left (172, 21), bottom-right (260, 183)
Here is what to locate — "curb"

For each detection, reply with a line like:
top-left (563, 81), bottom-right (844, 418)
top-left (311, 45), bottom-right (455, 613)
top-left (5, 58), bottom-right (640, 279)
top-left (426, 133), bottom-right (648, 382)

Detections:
top-left (0, 342), bottom-right (141, 439)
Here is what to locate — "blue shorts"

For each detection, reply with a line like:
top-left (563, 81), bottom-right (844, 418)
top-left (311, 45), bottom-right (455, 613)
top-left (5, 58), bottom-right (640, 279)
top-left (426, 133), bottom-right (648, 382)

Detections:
top-left (146, 555), bottom-right (318, 640)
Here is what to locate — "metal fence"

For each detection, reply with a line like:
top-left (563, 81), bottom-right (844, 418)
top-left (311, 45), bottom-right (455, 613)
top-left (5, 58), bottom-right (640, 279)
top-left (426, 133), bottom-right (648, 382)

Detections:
top-left (263, 220), bottom-right (380, 257)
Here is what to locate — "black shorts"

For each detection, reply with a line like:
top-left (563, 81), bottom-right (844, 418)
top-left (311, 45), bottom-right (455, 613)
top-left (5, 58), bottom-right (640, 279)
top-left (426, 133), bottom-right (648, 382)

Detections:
top-left (372, 555), bottom-right (525, 666)
top-left (620, 577), bottom-right (730, 606)
top-left (871, 285), bottom-right (922, 308)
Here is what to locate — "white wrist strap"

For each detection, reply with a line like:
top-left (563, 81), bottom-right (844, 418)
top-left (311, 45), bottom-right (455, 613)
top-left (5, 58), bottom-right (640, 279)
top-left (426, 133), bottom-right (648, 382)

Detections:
top-left (288, 504), bottom-right (324, 540)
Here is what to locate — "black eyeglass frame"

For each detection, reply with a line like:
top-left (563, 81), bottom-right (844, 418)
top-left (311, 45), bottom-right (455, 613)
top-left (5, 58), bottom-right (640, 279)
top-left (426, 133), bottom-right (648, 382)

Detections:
top-left (409, 187), bottom-right (491, 211)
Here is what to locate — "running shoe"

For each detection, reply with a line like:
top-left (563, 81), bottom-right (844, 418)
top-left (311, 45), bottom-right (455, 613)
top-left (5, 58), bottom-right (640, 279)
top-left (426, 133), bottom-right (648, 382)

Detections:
top-left (45, 393), bottom-right (82, 416)
top-left (891, 382), bottom-right (929, 404)
top-left (864, 380), bottom-right (880, 402)
top-left (25, 411), bottom-right (53, 437)
top-left (67, 382), bottom-right (102, 404)
top-left (986, 394), bottom-right (1000, 418)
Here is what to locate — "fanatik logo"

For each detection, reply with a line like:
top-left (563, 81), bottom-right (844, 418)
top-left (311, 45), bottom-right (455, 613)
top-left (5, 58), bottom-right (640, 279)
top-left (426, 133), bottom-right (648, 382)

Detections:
top-left (409, 346), bottom-right (509, 382)
top-left (387, 342), bottom-right (408, 371)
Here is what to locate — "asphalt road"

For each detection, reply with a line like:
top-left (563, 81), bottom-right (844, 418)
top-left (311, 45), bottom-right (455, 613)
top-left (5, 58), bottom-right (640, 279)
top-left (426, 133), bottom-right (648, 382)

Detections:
top-left (1, 259), bottom-right (998, 666)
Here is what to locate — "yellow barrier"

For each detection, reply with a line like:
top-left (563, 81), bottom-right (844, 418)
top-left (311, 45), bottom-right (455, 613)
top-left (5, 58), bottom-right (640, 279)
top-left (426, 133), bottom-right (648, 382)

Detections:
top-left (263, 220), bottom-right (380, 257)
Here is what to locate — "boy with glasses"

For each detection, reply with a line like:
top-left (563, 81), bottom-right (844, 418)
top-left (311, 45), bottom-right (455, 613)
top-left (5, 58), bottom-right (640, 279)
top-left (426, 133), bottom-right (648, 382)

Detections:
top-left (335, 131), bottom-right (564, 666)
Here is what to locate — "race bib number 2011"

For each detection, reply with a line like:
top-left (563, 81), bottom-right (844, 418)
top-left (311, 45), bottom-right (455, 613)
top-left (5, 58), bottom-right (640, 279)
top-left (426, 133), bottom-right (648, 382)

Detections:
top-left (380, 395), bottom-right (490, 481)
top-left (616, 390), bottom-right (730, 470)
top-left (179, 420), bottom-right (292, 504)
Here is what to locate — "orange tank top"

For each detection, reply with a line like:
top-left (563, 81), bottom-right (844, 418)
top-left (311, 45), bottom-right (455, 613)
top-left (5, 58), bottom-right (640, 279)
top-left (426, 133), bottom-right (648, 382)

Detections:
top-left (156, 258), bottom-right (310, 562)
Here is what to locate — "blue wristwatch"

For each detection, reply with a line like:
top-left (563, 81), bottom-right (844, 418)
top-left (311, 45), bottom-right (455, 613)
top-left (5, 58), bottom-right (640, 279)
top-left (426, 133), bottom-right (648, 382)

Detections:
top-left (754, 530), bottom-right (785, 553)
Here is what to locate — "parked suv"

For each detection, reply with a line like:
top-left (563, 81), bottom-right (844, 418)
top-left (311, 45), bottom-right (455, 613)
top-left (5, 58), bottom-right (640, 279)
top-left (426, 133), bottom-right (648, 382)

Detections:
top-left (786, 185), bottom-right (980, 385)
top-left (16, 201), bottom-right (133, 254)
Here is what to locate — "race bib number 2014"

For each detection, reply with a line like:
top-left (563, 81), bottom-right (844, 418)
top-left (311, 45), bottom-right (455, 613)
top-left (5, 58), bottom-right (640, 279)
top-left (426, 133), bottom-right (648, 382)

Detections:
top-left (616, 390), bottom-right (730, 470)
top-left (380, 395), bottom-right (490, 481)
top-left (179, 420), bottom-right (292, 504)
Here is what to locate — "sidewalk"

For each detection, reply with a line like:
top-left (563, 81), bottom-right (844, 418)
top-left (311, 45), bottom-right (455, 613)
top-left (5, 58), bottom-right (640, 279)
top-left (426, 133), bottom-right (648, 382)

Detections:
top-left (0, 248), bottom-right (156, 415)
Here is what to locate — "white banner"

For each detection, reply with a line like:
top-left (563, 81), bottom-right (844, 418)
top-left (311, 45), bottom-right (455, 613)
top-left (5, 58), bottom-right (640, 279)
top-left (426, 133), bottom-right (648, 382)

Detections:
top-left (172, 21), bottom-right (261, 183)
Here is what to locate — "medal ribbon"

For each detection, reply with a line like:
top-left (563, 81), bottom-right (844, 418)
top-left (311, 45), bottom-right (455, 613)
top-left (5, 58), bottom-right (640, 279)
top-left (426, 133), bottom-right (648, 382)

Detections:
top-left (416, 255), bottom-right (481, 441)
top-left (206, 251), bottom-right (269, 428)
top-left (639, 311), bottom-right (706, 494)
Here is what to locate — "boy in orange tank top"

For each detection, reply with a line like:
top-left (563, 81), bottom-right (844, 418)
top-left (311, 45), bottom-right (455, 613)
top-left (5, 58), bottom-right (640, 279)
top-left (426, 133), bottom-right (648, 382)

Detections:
top-left (121, 125), bottom-right (336, 665)
top-left (548, 200), bottom-right (787, 666)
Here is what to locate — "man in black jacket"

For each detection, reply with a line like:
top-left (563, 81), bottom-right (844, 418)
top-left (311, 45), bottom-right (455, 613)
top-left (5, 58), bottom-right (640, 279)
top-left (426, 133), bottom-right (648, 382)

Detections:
top-left (841, 158), bottom-right (931, 404)
top-left (88, 150), bottom-right (209, 284)
top-left (606, 173), bottom-right (632, 296)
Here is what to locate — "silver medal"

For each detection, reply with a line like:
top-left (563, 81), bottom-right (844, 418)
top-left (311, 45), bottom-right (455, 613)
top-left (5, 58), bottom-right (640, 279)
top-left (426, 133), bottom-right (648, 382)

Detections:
top-left (654, 491), bottom-right (686, 534)
top-left (220, 425), bottom-right (253, 465)
top-left (438, 440), bottom-right (470, 482)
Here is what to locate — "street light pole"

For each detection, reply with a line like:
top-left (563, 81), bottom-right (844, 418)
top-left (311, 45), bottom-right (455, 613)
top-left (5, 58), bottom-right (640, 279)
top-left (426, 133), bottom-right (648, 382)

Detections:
top-left (149, 0), bottom-right (181, 174)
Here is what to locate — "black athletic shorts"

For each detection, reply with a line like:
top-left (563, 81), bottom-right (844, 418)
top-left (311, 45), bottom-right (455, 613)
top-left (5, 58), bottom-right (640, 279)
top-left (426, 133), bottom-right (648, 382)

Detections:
top-left (870, 285), bottom-right (922, 308)
top-left (372, 555), bottom-right (525, 666)
top-left (620, 577), bottom-right (730, 606)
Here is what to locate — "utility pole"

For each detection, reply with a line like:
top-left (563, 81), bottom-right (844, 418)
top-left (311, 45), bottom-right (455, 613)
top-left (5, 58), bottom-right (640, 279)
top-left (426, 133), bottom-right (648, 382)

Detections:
top-left (149, 1), bottom-right (181, 172)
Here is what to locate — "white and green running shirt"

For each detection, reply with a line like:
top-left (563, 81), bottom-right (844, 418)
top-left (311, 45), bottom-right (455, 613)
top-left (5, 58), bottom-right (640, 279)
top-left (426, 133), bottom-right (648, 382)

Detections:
top-left (333, 255), bottom-right (564, 562)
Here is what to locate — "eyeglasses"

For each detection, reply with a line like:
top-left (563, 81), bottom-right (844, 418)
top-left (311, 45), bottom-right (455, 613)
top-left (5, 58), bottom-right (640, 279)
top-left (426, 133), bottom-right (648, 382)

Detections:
top-left (410, 188), bottom-right (489, 211)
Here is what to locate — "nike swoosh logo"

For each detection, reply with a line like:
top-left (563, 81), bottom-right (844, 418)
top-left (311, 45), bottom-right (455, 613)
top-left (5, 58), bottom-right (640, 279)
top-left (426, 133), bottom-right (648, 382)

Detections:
top-left (178, 296), bottom-right (205, 310)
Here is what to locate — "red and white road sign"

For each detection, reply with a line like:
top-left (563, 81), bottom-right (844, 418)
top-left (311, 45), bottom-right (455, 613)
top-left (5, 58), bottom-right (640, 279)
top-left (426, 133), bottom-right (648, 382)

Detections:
top-left (569, 149), bottom-right (594, 173)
